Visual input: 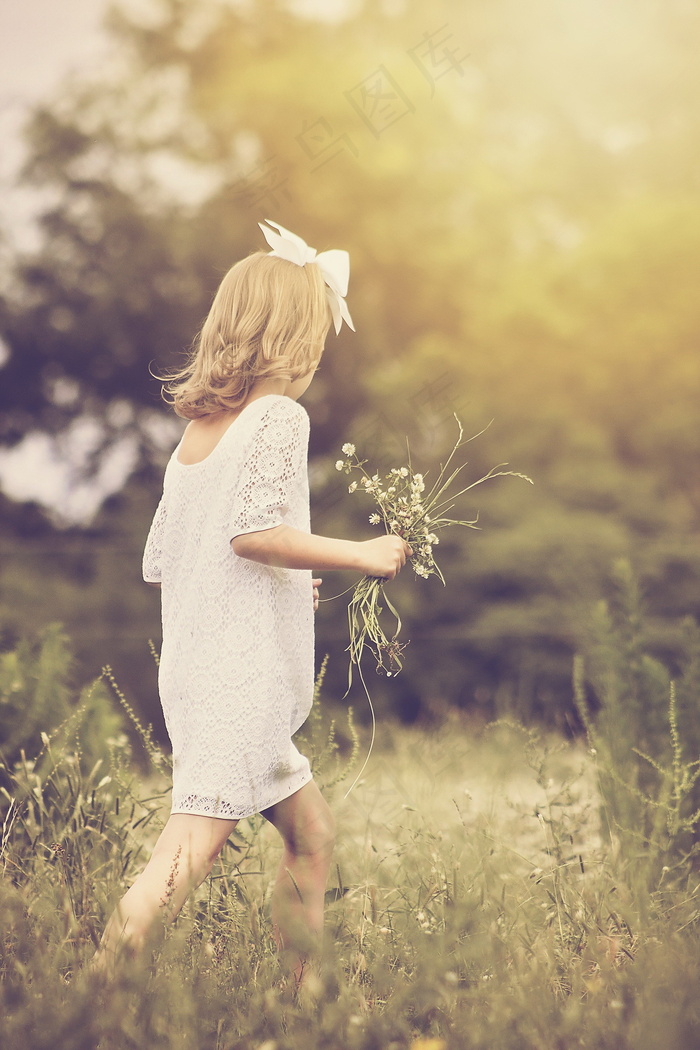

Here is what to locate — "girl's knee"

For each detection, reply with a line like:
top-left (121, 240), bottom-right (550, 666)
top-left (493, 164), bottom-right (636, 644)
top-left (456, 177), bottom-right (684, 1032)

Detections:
top-left (316, 806), bottom-right (336, 856)
top-left (293, 804), bottom-right (336, 860)
top-left (267, 783), bottom-right (336, 858)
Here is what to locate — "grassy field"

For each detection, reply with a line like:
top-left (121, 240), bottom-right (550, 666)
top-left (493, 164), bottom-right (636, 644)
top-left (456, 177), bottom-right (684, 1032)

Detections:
top-left (1, 692), bottom-right (699, 1050)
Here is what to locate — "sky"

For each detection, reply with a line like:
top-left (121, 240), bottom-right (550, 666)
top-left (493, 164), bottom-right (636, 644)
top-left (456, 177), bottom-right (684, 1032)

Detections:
top-left (0, 0), bottom-right (351, 523)
top-left (0, 0), bottom-right (106, 105)
top-left (0, 0), bottom-right (132, 523)
top-left (0, 0), bottom-right (350, 246)
top-left (0, 0), bottom-right (110, 243)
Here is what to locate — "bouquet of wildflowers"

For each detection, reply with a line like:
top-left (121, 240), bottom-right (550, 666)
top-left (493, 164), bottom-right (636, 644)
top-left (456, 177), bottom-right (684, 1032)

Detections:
top-left (335, 420), bottom-right (533, 680)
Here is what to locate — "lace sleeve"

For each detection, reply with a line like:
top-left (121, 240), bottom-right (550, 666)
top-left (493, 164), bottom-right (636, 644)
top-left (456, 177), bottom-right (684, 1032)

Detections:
top-left (230, 398), bottom-right (309, 539)
top-left (142, 494), bottom-right (166, 582)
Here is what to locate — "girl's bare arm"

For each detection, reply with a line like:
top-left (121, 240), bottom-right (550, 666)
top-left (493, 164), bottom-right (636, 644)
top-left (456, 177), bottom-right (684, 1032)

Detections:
top-left (232, 525), bottom-right (411, 579)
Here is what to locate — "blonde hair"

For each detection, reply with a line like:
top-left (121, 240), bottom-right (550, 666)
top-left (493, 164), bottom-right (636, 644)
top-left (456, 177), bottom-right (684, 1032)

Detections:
top-left (159, 251), bottom-right (332, 419)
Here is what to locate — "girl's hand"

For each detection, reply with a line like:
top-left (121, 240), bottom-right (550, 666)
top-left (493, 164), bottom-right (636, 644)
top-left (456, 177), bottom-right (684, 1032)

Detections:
top-left (357, 536), bottom-right (412, 579)
top-left (312, 577), bottom-right (322, 611)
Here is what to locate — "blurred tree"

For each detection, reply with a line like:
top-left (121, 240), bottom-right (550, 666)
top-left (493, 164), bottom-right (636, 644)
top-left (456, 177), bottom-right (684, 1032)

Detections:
top-left (1, 0), bottom-right (699, 726)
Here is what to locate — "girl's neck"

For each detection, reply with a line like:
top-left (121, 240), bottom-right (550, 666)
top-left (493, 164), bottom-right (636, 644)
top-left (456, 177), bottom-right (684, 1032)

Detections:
top-left (246, 378), bottom-right (289, 403)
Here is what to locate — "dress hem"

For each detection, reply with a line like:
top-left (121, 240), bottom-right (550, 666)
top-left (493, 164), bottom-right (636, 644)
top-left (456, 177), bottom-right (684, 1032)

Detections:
top-left (169, 769), bottom-right (314, 821)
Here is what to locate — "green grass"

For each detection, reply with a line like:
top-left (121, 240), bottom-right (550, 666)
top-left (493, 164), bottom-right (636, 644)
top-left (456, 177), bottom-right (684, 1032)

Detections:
top-left (1, 689), bottom-right (699, 1050)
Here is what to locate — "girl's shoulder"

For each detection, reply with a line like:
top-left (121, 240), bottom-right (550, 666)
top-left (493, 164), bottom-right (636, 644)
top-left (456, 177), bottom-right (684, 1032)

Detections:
top-left (256, 394), bottom-right (309, 419)
top-left (250, 394), bottom-right (310, 430)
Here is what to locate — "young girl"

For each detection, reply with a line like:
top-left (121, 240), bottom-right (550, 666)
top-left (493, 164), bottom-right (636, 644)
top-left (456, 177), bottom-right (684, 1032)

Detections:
top-left (94, 220), bottom-right (411, 985)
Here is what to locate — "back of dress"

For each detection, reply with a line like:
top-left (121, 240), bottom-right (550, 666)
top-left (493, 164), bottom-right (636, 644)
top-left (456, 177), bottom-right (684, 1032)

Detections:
top-left (142, 394), bottom-right (315, 820)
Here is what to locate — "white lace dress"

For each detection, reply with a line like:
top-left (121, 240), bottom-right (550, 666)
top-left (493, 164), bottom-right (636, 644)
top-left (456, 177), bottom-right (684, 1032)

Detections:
top-left (142, 394), bottom-right (315, 820)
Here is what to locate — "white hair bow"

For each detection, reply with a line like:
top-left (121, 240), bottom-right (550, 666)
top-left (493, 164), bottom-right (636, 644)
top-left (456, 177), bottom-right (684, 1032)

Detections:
top-left (258, 219), bottom-right (355, 335)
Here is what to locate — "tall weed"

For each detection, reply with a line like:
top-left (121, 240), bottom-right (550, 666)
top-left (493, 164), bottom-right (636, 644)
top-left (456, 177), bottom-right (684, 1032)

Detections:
top-left (0, 635), bottom-right (699, 1048)
top-left (575, 560), bottom-right (700, 892)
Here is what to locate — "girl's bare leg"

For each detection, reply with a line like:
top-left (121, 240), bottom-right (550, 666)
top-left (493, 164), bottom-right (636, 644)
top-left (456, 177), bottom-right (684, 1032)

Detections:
top-left (93, 812), bottom-right (238, 972)
top-left (262, 780), bottom-right (335, 986)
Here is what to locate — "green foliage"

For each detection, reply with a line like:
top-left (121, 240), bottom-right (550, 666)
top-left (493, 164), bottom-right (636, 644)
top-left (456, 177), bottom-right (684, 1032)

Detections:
top-left (101, 662), bottom-right (170, 776)
top-left (293, 655), bottom-right (359, 791)
top-left (574, 561), bottom-right (700, 890)
top-left (0, 484), bottom-right (165, 739)
top-left (0, 623), bottom-right (122, 775)
top-left (0, 623), bottom-right (72, 760)
top-left (1, 674), bottom-right (700, 1049)
top-left (1, 736), bottom-right (166, 960)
